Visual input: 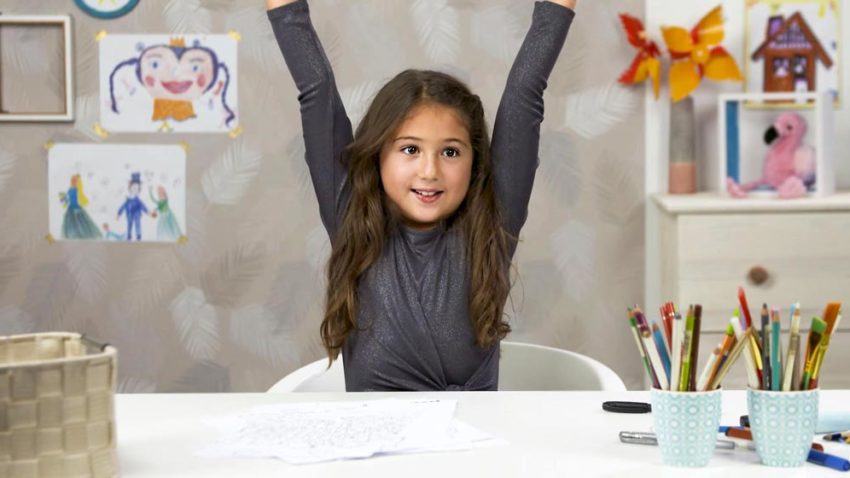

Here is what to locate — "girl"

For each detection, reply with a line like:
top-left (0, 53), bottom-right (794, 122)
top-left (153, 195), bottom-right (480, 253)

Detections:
top-left (149, 185), bottom-right (184, 241)
top-left (268, 0), bottom-right (575, 391)
top-left (59, 174), bottom-right (103, 240)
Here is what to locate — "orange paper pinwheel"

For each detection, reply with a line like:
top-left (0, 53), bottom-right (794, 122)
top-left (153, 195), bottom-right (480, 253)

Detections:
top-left (618, 14), bottom-right (662, 99)
top-left (661, 5), bottom-right (742, 102)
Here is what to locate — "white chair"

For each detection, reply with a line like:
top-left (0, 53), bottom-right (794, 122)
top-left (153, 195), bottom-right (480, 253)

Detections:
top-left (497, 342), bottom-right (626, 391)
top-left (267, 341), bottom-right (626, 392)
top-left (268, 355), bottom-right (346, 393)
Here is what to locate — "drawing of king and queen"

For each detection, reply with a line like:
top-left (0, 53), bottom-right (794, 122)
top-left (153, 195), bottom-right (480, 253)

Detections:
top-left (59, 171), bottom-right (184, 242)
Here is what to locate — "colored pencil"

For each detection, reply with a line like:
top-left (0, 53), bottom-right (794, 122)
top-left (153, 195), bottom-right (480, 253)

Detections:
top-left (731, 319), bottom-right (760, 389)
top-left (783, 304), bottom-right (801, 391)
top-left (761, 304), bottom-right (771, 390)
top-left (679, 306), bottom-right (695, 391)
top-left (770, 308), bottom-right (781, 390)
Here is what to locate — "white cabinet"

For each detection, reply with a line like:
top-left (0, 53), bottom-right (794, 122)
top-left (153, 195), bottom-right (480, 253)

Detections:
top-left (650, 193), bottom-right (850, 389)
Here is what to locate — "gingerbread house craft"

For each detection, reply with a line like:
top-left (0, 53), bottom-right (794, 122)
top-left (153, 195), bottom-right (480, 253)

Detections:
top-left (751, 12), bottom-right (833, 94)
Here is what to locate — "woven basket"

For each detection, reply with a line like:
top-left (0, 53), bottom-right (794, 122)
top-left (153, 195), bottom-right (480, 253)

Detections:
top-left (0, 333), bottom-right (118, 478)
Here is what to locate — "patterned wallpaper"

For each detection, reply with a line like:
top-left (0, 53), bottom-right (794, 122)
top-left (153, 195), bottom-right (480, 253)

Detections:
top-left (0, 0), bottom-right (645, 391)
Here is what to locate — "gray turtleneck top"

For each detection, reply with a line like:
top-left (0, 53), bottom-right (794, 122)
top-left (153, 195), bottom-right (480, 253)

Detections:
top-left (269, 0), bottom-right (574, 391)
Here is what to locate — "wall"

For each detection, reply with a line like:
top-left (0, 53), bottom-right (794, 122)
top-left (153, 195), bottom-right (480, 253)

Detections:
top-left (0, 0), bottom-right (646, 391)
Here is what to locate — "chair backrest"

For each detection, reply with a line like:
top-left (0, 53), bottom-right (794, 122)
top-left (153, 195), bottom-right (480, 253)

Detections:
top-left (497, 341), bottom-right (626, 391)
top-left (267, 356), bottom-right (346, 393)
top-left (267, 341), bottom-right (626, 392)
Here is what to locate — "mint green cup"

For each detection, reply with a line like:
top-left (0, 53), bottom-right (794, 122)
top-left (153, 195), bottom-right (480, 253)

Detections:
top-left (651, 388), bottom-right (722, 467)
top-left (747, 388), bottom-right (819, 467)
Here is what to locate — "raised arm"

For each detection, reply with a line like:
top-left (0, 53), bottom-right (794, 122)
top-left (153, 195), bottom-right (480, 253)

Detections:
top-left (267, 0), bottom-right (354, 240)
top-left (490, 1), bottom-right (575, 243)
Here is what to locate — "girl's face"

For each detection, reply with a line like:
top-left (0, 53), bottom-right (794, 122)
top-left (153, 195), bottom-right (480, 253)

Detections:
top-left (139, 46), bottom-right (215, 101)
top-left (379, 103), bottom-right (473, 230)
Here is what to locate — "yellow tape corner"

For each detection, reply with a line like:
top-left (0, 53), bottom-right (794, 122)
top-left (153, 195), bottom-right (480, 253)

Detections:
top-left (228, 125), bottom-right (243, 139)
top-left (94, 123), bottom-right (109, 139)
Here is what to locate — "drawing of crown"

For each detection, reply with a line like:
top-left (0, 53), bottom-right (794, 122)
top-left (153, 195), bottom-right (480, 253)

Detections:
top-left (169, 36), bottom-right (186, 48)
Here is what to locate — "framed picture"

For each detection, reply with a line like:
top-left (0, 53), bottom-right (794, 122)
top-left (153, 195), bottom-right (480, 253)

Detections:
top-left (745, 0), bottom-right (841, 106)
top-left (48, 143), bottom-right (187, 243)
top-left (74, 0), bottom-right (139, 19)
top-left (718, 91), bottom-right (834, 197)
top-left (0, 15), bottom-right (74, 122)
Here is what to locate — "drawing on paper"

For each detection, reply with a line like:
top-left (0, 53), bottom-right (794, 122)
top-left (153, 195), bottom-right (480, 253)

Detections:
top-left (100, 34), bottom-right (238, 132)
top-left (49, 143), bottom-right (187, 243)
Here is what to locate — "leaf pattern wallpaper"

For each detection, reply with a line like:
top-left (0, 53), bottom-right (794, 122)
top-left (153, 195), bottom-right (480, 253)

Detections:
top-left (0, 0), bottom-right (645, 391)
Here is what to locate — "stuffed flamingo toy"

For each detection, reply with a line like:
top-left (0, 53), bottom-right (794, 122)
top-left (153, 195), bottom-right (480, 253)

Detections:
top-left (726, 112), bottom-right (815, 199)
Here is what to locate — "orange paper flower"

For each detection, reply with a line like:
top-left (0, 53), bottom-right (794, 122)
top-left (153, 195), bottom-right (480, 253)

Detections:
top-left (661, 5), bottom-right (742, 102)
top-left (618, 14), bottom-right (662, 99)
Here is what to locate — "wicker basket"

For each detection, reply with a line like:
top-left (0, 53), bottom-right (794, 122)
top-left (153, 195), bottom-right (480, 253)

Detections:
top-left (0, 333), bottom-right (118, 478)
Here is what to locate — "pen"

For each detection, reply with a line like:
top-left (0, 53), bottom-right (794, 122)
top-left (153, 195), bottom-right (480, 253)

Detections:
top-left (808, 449), bottom-right (850, 472)
top-left (618, 431), bottom-right (736, 450)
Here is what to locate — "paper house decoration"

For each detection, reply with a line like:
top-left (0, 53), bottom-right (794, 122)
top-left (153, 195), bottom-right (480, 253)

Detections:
top-left (718, 91), bottom-right (834, 197)
top-left (751, 13), bottom-right (833, 95)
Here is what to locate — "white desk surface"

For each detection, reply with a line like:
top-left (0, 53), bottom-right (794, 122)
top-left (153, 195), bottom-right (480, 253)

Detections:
top-left (115, 390), bottom-right (850, 477)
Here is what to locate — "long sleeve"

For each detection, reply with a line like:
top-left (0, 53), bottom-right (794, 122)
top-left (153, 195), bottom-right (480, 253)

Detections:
top-left (490, 1), bottom-right (574, 249)
top-left (268, 0), bottom-right (354, 240)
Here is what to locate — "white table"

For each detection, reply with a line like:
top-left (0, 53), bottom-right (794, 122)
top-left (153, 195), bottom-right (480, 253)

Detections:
top-left (116, 390), bottom-right (850, 477)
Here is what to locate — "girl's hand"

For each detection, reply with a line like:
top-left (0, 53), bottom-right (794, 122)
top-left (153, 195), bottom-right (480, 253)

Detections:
top-left (266, 0), bottom-right (299, 10)
top-left (547, 0), bottom-right (577, 8)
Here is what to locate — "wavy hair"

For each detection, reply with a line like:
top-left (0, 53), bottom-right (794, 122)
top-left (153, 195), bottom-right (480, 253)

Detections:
top-left (321, 69), bottom-right (512, 363)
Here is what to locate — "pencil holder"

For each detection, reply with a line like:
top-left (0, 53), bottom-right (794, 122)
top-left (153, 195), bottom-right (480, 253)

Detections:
top-left (747, 388), bottom-right (819, 467)
top-left (651, 387), bottom-right (722, 467)
top-left (0, 333), bottom-right (118, 478)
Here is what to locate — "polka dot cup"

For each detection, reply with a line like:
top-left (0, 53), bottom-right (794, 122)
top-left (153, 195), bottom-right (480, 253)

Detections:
top-left (651, 387), bottom-right (722, 467)
top-left (747, 388), bottom-right (819, 467)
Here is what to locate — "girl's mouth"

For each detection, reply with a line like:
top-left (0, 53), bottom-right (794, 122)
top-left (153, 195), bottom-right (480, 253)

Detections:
top-left (161, 80), bottom-right (193, 94)
top-left (412, 189), bottom-right (443, 204)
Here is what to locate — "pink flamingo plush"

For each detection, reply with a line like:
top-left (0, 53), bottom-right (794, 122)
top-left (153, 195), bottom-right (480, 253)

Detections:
top-left (726, 112), bottom-right (815, 199)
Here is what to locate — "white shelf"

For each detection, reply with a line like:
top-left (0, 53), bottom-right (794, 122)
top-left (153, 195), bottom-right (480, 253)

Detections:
top-left (653, 191), bottom-right (850, 214)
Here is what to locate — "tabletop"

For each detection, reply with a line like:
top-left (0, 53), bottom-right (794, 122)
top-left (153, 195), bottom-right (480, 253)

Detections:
top-left (115, 390), bottom-right (850, 477)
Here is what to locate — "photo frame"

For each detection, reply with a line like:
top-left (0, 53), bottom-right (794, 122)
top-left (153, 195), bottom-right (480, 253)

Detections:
top-left (0, 15), bottom-right (74, 122)
top-left (744, 0), bottom-right (841, 107)
top-left (718, 91), bottom-right (834, 197)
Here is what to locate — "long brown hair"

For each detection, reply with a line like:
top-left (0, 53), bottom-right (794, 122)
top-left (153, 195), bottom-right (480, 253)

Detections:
top-left (321, 69), bottom-right (511, 362)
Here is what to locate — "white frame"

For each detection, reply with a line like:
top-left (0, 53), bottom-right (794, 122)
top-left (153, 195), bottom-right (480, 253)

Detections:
top-left (0, 15), bottom-right (74, 122)
top-left (717, 91), bottom-right (835, 197)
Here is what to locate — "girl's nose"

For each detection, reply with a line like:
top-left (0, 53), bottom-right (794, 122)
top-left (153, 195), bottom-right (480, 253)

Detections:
top-left (418, 153), bottom-right (439, 180)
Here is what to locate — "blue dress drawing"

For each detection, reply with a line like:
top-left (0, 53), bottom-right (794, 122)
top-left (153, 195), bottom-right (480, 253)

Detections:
top-left (150, 189), bottom-right (183, 241)
top-left (60, 181), bottom-right (102, 240)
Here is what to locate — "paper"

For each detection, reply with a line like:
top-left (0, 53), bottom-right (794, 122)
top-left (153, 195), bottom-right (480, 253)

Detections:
top-left (100, 34), bottom-right (239, 133)
top-left (199, 399), bottom-right (505, 464)
top-left (48, 143), bottom-right (187, 243)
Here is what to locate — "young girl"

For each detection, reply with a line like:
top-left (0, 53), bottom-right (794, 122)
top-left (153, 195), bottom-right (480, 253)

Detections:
top-left (267, 0), bottom-right (576, 391)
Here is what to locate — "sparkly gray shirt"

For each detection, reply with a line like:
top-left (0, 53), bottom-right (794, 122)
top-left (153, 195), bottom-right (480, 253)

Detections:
top-left (269, 0), bottom-right (574, 391)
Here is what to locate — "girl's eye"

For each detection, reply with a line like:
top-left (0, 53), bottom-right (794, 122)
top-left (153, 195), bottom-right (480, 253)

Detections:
top-left (192, 65), bottom-right (200, 72)
top-left (151, 61), bottom-right (159, 69)
top-left (443, 148), bottom-right (460, 158)
top-left (401, 145), bottom-right (418, 155)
